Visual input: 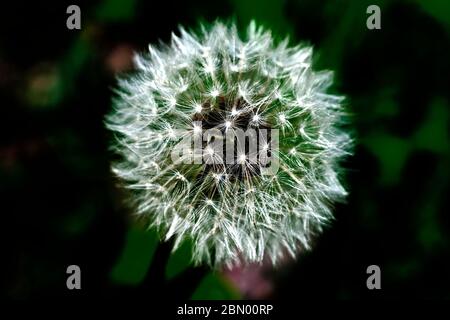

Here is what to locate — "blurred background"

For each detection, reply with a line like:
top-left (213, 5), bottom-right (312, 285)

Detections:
top-left (1, 0), bottom-right (449, 300)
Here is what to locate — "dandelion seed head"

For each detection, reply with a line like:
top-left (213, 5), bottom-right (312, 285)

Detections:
top-left (238, 154), bottom-right (247, 164)
top-left (193, 123), bottom-right (202, 135)
top-left (194, 103), bottom-right (203, 113)
top-left (210, 88), bottom-right (220, 98)
top-left (106, 21), bottom-right (352, 267)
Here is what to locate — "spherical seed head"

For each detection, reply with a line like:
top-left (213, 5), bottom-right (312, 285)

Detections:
top-left (106, 21), bottom-right (352, 267)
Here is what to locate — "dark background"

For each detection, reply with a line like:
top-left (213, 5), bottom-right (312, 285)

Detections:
top-left (1, 0), bottom-right (449, 300)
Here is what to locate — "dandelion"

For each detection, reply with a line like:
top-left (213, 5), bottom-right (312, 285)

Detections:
top-left (106, 21), bottom-right (352, 267)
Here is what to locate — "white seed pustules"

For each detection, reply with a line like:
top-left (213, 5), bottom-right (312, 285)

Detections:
top-left (106, 21), bottom-right (352, 267)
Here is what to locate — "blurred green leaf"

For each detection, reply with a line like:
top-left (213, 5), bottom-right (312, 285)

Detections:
top-left (415, 0), bottom-right (450, 31)
top-left (165, 239), bottom-right (193, 280)
top-left (418, 202), bottom-right (445, 251)
top-left (414, 98), bottom-right (449, 154)
top-left (230, 0), bottom-right (292, 37)
top-left (364, 133), bottom-right (411, 186)
top-left (96, 0), bottom-right (137, 22)
top-left (110, 226), bottom-right (158, 285)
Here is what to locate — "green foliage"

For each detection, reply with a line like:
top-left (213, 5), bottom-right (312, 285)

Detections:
top-left (165, 239), bottom-right (194, 280)
top-left (110, 226), bottom-right (158, 285)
